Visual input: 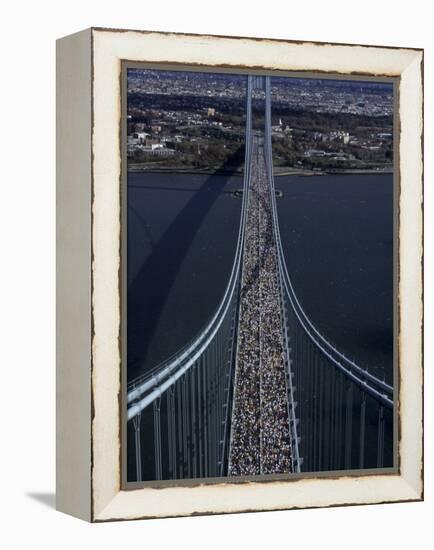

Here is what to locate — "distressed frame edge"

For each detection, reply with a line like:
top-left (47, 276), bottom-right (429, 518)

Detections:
top-left (90, 25), bottom-right (424, 54)
top-left (120, 61), bottom-right (401, 493)
top-left (90, 28), bottom-right (423, 522)
top-left (56, 27), bottom-right (93, 522)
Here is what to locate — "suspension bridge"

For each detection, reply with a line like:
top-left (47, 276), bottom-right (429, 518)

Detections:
top-left (126, 75), bottom-right (394, 482)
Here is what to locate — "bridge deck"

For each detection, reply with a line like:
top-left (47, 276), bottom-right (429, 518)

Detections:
top-left (228, 135), bottom-right (292, 476)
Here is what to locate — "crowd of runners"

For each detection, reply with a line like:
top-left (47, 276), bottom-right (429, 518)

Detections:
top-left (229, 137), bottom-right (292, 476)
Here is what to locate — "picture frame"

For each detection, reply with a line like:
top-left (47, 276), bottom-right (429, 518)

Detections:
top-left (56, 27), bottom-right (423, 522)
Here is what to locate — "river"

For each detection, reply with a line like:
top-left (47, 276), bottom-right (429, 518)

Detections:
top-left (127, 171), bottom-right (394, 385)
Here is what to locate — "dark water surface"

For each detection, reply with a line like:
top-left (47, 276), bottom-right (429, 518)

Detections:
top-left (277, 173), bottom-right (393, 384)
top-left (127, 172), bottom-right (243, 382)
top-left (127, 171), bottom-right (393, 384)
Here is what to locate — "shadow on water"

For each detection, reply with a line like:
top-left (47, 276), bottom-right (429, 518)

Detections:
top-left (128, 203), bottom-right (156, 250)
top-left (128, 183), bottom-right (237, 195)
top-left (127, 153), bottom-right (245, 381)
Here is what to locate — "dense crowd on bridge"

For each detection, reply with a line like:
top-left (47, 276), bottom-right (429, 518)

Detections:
top-left (229, 137), bottom-right (292, 476)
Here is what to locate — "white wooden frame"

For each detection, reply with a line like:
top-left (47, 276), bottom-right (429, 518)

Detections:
top-left (56, 27), bottom-right (423, 522)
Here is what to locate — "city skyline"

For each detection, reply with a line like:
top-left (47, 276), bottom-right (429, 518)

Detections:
top-left (127, 68), bottom-right (393, 174)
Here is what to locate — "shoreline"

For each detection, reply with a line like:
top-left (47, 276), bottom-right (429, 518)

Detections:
top-left (128, 164), bottom-right (394, 177)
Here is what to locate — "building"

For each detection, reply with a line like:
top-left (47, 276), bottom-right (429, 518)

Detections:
top-left (142, 145), bottom-right (176, 157)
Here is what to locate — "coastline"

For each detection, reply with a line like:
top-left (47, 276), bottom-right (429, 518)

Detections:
top-left (127, 163), bottom-right (394, 177)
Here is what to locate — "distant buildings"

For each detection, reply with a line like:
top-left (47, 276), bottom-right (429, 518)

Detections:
top-left (126, 69), bottom-right (393, 170)
top-left (271, 80), bottom-right (393, 118)
top-left (312, 130), bottom-right (350, 144)
top-left (127, 133), bottom-right (176, 158)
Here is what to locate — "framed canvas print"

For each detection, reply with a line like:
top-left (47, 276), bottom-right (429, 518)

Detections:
top-left (56, 28), bottom-right (423, 522)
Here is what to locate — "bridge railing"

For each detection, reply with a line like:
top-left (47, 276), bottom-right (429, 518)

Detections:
top-left (126, 76), bottom-right (254, 482)
top-left (263, 76), bottom-right (394, 472)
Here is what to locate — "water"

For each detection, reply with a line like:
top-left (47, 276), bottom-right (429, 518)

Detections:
top-left (277, 173), bottom-right (393, 383)
top-left (127, 171), bottom-right (243, 382)
top-left (127, 171), bottom-right (393, 383)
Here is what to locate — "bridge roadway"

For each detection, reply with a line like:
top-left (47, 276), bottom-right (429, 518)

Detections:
top-left (228, 133), bottom-right (292, 476)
